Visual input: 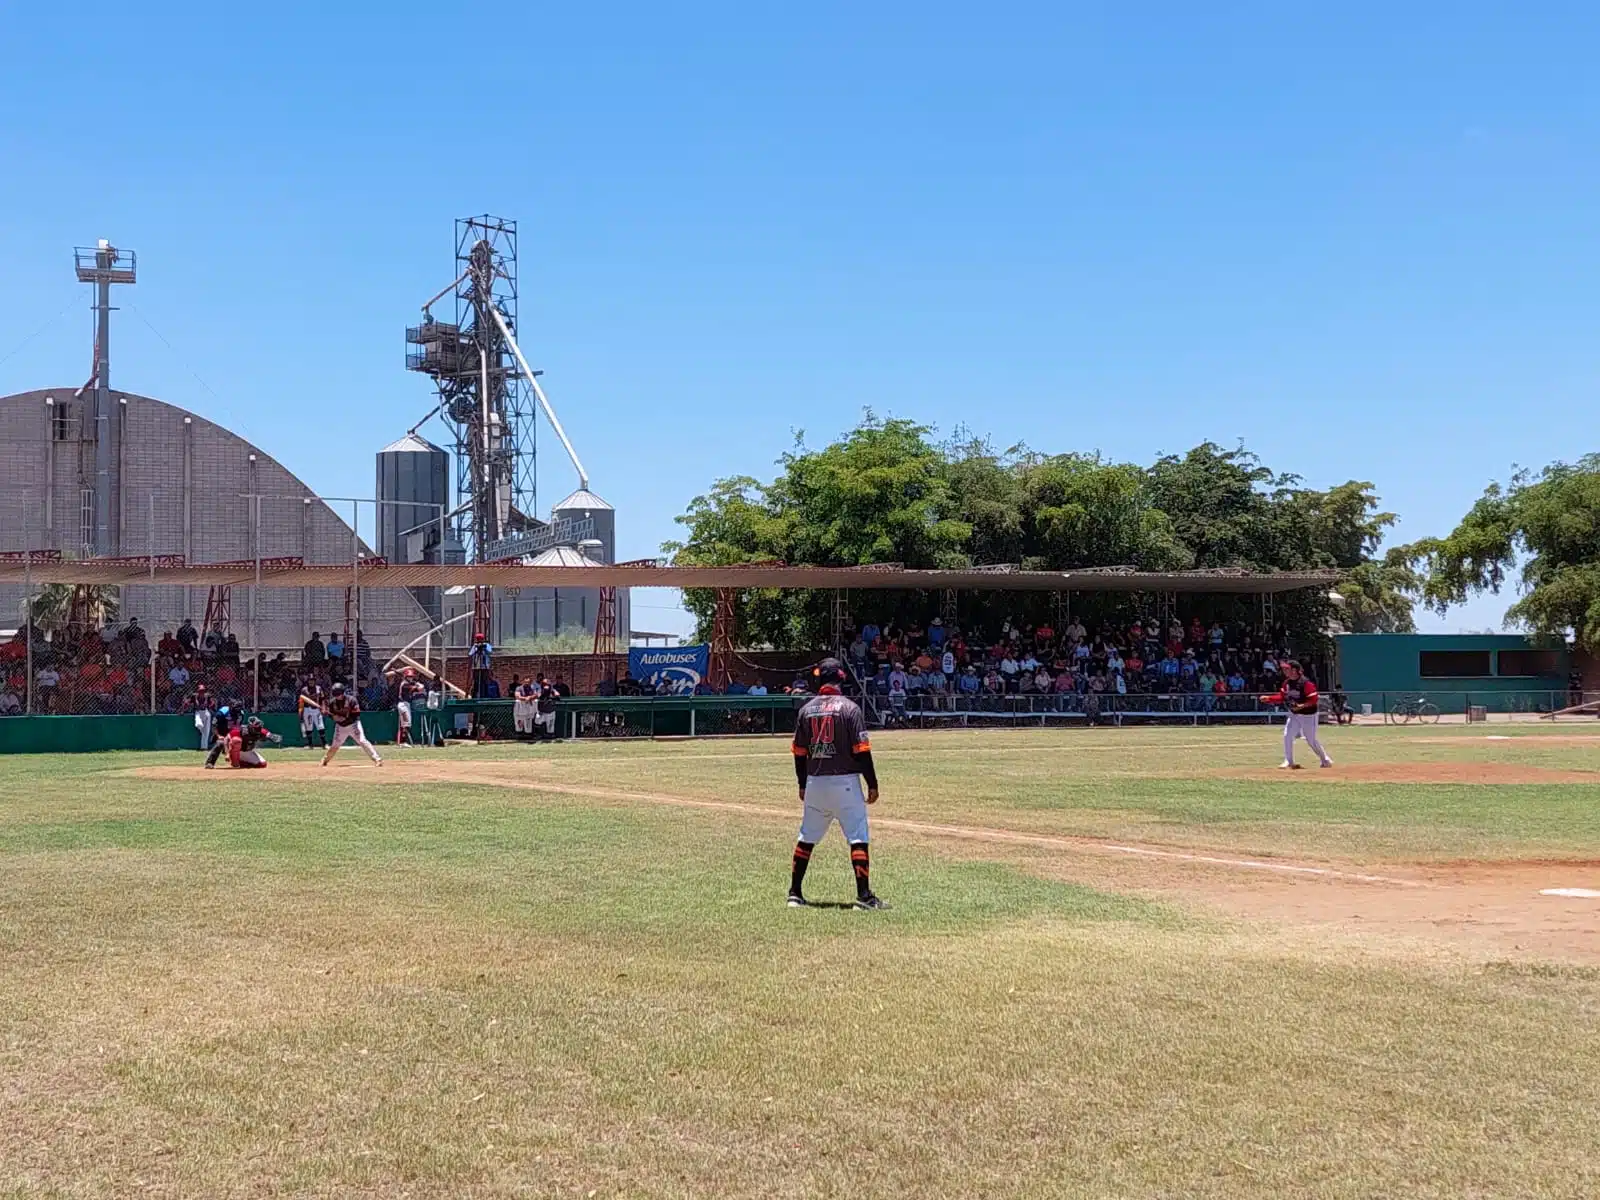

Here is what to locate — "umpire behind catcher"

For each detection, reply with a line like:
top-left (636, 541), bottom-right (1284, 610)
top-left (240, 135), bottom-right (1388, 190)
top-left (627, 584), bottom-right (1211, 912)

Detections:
top-left (788, 658), bottom-right (887, 910)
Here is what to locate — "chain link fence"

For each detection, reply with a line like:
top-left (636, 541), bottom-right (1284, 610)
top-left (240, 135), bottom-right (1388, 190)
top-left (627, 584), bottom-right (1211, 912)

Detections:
top-left (1, 487), bottom-right (446, 717)
top-left (859, 689), bottom-right (1600, 727)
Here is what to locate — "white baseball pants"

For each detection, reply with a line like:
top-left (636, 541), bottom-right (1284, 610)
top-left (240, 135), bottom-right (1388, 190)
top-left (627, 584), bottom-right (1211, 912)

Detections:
top-left (330, 721), bottom-right (381, 762)
top-left (799, 775), bottom-right (871, 844)
top-left (1283, 713), bottom-right (1330, 765)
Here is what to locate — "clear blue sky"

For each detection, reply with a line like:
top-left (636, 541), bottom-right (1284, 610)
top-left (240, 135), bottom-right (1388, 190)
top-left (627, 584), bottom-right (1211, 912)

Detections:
top-left (3, 3), bottom-right (1596, 637)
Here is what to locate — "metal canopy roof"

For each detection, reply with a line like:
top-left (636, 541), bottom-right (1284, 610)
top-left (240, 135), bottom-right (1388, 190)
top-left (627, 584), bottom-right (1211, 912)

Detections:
top-left (0, 559), bottom-right (1339, 593)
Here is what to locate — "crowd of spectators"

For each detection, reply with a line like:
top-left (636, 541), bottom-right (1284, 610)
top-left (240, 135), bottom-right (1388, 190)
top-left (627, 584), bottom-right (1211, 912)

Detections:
top-left (1, 606), bottom-right (1312, 725)
top-left (835, 611), bottom-right (1307, 720)
top-left (0, 619), bottom-right (400, 717)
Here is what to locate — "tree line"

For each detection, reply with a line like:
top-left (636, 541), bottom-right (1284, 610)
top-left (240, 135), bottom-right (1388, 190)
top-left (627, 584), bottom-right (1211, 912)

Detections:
top-left (665, 417), bottom-right (1419, 650)
top-left (667, 417), bottom-right (1600, 656)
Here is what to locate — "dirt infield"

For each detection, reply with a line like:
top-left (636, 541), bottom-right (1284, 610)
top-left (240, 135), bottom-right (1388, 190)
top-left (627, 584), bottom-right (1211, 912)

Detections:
top-left (130, 758), bottom-right (1600, 963)
top-left (1222, 761), bottom-right (1600, 785)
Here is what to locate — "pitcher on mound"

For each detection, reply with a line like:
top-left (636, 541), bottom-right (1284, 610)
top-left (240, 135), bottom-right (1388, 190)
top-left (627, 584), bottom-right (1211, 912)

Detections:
top-left (1260, 660), bottom-right (1333, 769)
top-left (788, 658), bottom-right (886, 910)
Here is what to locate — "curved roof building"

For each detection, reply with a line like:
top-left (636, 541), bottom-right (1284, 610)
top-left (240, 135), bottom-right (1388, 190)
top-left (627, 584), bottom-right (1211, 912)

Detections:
top-left (0, 387), bottom-right (432, 649)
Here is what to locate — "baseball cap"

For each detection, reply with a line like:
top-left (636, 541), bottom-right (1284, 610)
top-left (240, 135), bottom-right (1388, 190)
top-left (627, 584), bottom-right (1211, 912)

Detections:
top-left (811, 658), bottom-right (848, 687)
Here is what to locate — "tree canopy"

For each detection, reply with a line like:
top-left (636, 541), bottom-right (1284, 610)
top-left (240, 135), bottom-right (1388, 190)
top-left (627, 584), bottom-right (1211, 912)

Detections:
top-left (666, 417), bottom-right (1406, 648)
top-left (1411, 455), bottom-right (1600, 652)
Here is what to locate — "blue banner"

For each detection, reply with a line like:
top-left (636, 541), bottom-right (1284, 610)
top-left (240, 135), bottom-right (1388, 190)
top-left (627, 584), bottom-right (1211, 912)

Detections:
top-left (629, 645), bottom-right (710, 691)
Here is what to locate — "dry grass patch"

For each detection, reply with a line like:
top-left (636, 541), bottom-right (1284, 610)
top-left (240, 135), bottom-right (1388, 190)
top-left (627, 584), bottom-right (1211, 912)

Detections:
top-left (3, 730), bottom-right (1600, 1196)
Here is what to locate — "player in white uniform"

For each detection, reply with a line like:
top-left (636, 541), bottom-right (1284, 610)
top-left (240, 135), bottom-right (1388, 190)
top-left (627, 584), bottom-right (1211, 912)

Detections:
top-left (789, 659), bottom-right (886, 910)
top-left (1260, 660), bottom-right (1333, 769)
top-left (297, 684), bottom-right (328, 748)
top-left (512, 677), bottom-right (538, 736)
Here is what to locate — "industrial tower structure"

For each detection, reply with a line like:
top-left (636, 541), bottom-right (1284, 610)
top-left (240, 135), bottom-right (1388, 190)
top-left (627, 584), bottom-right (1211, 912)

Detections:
top-left (405, 217), bottom-right (537, 560)
top-left (74, 240), bottom-right (137, 556)
top-left (403, 216), bottom-right (606, 646)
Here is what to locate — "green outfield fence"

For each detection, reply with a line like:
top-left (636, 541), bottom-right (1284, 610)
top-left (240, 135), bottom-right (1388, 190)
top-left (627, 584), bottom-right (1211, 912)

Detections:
top-left (0, 709), bottom-right (401, 755)
top-left (3, 689), bottom-right (1594, 755)
top-left (449, 696), bottom-right (802, 743)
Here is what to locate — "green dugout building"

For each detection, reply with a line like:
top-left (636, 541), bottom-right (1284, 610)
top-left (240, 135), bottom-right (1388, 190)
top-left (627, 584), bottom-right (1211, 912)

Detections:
top-left (1332, 633), bottom-right (1573, 715)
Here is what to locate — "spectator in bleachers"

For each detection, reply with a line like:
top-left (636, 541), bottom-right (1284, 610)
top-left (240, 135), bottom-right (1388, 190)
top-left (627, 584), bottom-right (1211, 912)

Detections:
top-left (999, 651), bottom-right (1019, 691)
top-left (304, 631), bottom-right (326, 665)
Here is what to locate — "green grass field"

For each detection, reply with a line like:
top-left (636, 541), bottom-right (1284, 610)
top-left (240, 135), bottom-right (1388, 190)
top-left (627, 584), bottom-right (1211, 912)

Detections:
top-left (3, 725), bottom-right (1598, 1197)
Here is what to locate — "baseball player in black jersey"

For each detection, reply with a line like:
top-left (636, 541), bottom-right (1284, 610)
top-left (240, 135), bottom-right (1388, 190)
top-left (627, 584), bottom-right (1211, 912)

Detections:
top-left (789, 658), bottom-right (886, 910)
top-left (319, 683), bottom-right (383, 767)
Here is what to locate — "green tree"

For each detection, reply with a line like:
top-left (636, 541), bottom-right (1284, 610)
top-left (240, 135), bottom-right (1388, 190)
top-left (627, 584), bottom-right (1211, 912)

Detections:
top-left (942, 434), bottom-right (1027, 567)
top-left (1145, 443), bottom-right (1280, 568)
top-left (1019, 453), bottom-right (1190, 570)
top-left (1335, 549), bottom-right (1421, 633)
top-left (19, 585), bottom-right (120, 635)
top-left (666, 418), bottom-right (1409, 649)
top-left (1413, 456), bottom-right (1600, 650)
top-left (774, 418), bottom-right (970, 568)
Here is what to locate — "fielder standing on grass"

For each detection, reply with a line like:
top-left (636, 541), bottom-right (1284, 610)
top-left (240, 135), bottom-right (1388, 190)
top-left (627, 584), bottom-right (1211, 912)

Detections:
top-left (1260, 659), bottom-right (1333, 769)
top-left (788, 658), bottom-right (886, 910)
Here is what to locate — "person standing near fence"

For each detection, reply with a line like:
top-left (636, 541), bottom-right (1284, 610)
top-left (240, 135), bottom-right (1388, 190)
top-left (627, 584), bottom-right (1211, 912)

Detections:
top-left (469, 634), bottom-right (494, 699)
top-left (534, 676), bottom-right (559, 740)
top-left (513, 676), bottom-right (538, 738)
top-left (395, 669), bottom-right (425, 746)
top-left (297, 682), bottom-right (328, 749)
top-left (1260, 660), bottom-right (1333, 769)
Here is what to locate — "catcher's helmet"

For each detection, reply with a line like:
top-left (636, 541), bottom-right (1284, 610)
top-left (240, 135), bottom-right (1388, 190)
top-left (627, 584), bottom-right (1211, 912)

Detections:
top-left (331, 682), bottom-right (346, 697)
top-left (247, 716), bottom-right (264, 731)
top-left (811, 657), bottom-right (848, 688)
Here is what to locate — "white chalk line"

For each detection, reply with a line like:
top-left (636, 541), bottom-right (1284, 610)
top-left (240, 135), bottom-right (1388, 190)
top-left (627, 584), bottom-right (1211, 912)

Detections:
top-left (405, 768), bottom-right (1426, 889)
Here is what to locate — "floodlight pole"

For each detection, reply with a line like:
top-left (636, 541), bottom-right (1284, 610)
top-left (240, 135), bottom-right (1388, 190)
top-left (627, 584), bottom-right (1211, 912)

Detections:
top-left (23, 504), bottom-right (32, 716)
top-left (253, 494), bottom-right (263, 713)
top-left (351, 502), bottom-right (360, 698)
top-left (150, 494), bottom-right (157, 714)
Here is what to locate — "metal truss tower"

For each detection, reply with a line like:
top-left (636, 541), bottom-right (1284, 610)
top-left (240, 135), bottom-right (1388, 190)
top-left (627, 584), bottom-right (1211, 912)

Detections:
top-left (406, 217), bottom-right (537, 561)
top-left (74, 240), bottom-right (137, 556)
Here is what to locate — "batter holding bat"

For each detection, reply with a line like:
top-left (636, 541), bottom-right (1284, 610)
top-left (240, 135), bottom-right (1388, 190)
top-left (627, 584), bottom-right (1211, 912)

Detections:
top-left (319, 682), bottom-right (383, 767)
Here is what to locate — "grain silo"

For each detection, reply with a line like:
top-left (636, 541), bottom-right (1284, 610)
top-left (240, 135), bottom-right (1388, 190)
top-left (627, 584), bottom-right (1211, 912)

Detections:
top-left (376, 432), bottom-right (451, 623)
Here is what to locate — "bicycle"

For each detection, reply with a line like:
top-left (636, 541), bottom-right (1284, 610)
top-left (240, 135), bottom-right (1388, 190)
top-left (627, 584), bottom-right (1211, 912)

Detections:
top-left (1388, 694), bottom-right (1441, 724)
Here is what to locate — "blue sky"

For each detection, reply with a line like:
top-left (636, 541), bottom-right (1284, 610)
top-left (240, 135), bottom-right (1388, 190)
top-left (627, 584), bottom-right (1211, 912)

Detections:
top-left (3, 2), bottom-right (1596, 637)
